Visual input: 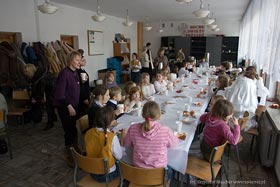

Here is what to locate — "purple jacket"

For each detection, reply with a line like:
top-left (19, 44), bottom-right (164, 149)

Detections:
top-left (54, 67), bottom-right (80, 107)
top-left (200, 113), bottom-right (240, 147)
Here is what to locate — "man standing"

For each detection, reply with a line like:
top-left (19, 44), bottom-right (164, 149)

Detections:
top-left (141, 43), bottom-right (154, 77)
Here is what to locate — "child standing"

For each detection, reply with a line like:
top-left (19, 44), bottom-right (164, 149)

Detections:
top-left (200, 99), bottom-right (240, 161)
top-left (85, 106), bottom-right (125, 182)
top-left (87, 85), bottom-right (110, 128)
top-left (123, 101), bottom-right (178, 178)
top-left (107, 86), bottom-right (123, 116)
top-left (103, 71), bottom-right (118, 88)
top-left (140, 73), bottom-right (156, 100)
top-left (130, 53), bottom-right (142, 84)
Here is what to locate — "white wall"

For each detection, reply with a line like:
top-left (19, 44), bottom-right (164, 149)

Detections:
top-left (143, 20), bottom-right (240, 56)
top-left (0, 0), bottom-right (137, 80)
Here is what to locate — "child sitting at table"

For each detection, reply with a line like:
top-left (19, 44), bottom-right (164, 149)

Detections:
top-left (85, 106), bottom-right (125, 182)
top-left (208, 75), bottom-right (229, 97)
top-left (124, 81), bottom-right (137, 100)
top-left (154, 72), bottom-right (168, 93)
top-left (107, 86), bottom-right (124, 116)
top-left (103, 71), bottom-right (118, 88)
top-left (124, 86), bottom-right (142, 111)
top-left (200, 99), bottom-right (240, 161)
top-left (123, 101), bottom-right (178, 179)
top-left (140, 73), bottom-right (156, 100)
top-left (87, 85), bottom-right (110, 128)
top-left (178, 61), bottom-right (188, 78)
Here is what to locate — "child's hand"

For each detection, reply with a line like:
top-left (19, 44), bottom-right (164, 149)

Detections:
top-left (231, 116), bottom-right (238, 126)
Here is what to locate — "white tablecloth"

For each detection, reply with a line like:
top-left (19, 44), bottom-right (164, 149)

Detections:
top-left (115, 75), bottom-right (210, 174)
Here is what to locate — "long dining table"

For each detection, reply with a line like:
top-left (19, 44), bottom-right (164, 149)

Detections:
top-left (114, 74), bottom-right (212, 174)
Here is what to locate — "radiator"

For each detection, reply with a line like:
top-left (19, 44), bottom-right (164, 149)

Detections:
top-left (257, 111), bottom-right (278, 167)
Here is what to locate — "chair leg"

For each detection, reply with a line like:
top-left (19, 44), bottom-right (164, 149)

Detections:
top-left (6, 135), bottom-right (13, 159)
top-left (222, 157), bottom-right (230, 187)
top-left (234, 145), bottom-right (243, 177)
top-left (250, 135), bottom-right (255, 151)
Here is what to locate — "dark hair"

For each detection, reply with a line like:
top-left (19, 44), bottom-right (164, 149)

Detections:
top-left (77, 49), bottom-right (84, 56)
top-left (94, 106), bottom-right (115, 146)
top-left (146, 42), bottom-right (151, 47)
top-left (90, 85), bottom-right (108, 105)
top-left (210, 100), bottom-right (234, 121)
top-left (244, 66), bottom-right (257, 80)
top-left (103, 71), bottom-right (115, 86)
top-left (221, 62), bottom-right (230, 70)
top-left (142, 101), bottom-right (161, 131)
top-left (132, 53), bottom-right (138, 59)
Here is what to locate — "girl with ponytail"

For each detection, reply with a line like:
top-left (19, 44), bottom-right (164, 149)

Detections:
top-left (84, 106), bottom-right (125, 182)
top-left (123, 101), bottom-right (178, 181)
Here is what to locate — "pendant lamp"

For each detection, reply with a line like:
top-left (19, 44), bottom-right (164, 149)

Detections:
top-left (193, 0), bottom-right (209, 18)
top-left (38, 0), bottom-right (58, 14)
top-left (92, 0), bottom-right (106, 22)
top-left (122, 9), bottom-right (133, 27)
top-left (144, 17), bottom-right (152, 31)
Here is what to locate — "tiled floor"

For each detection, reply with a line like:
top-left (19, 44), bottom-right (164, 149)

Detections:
top-left (0, 117), bottom-right (279, 187)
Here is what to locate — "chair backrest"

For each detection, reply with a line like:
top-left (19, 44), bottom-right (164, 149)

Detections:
top-left (255, 106), bottom-right (266, 122)
top-left (12, 90), bottom-right (30, 100)
top-left (70, 147), bottom-right (108, 175)
top-left (209, 141), bottom-right (228, 163)
top-left (0, 109), bottom-right (4, 122)
top-left (238, 111), bottom-right (249, 131)
top-left (76, 115), bottom-right (89, 153)
top-left (119, 161), bottom-right (167, 186)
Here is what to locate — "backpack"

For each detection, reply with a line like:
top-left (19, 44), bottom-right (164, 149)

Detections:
top-left (0, 139), bottom-right (8, 154)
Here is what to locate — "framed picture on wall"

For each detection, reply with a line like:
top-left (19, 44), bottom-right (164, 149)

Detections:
top-left (87, 30), bottom-right (104, 55)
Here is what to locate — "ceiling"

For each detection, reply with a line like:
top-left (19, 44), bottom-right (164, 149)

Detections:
top-left (51, 0), bottom-right (251, 23)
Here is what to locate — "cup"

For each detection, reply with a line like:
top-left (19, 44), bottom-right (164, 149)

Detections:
top-left (149, 96), bottom-right (155, 101)
top-left (187, 96), bottom-right (193, 103)
top-left (80, 73), bottom-right (87, 81)
top-left (136, 101), bottom-right (142, 108)
top-left (164, 90), bottom-right (169, 96)
top-left (185, 104), bottom-right (191, 111)
top-left (117, 104), bottom-right (124, 113)
top-left (176, 121), bottom-right (183, 133)
top-left (177, 111), bottom-right (183, 121)
top-left (137, 108), bottom-right (142, 117)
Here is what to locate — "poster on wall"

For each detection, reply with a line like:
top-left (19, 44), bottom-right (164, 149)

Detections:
top-left (185, 25), bottom-right (205, 37)
top-left (87, 30), bottom-right (104, 55)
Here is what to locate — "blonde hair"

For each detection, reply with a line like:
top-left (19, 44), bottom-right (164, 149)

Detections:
top-left (67, 51), bottom-right (81, 65)
top-left (142, 101), bottom-right (161, 131)
top-left (140, 73), bottom-right (150, 84)
top-left (23, 64), bottom-right (37, 78)
top-left (109, 86), bottom-right (122, 98)
top-left (129, 86), bottom-right (142, 101)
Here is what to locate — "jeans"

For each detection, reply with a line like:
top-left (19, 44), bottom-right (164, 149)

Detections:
top-left (90, 164), bottom-right (120, 182)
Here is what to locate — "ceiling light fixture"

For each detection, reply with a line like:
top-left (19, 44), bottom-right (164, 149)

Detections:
top-left (144, 17), bottom-right (152, 31)
top-left (158, 20), bottom-right (164, 33)
top-left (38, 0), bottom-right (58, 14)
top-left (193, 0), bottom-right (210, 18)
top-left (176, 0), bottom-right (193, 3)
top-left (213, 27), bottom-right (220, 32)
top-left (122, 9), bottom-right (133, 27)
top-left (202, 6), bottom-right (215, 25)
top-left (207, 24), bottom-right (218, 29)
top-left (92, 0), bottom-right (106, 22)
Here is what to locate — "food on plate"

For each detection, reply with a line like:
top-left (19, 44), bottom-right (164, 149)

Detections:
top-left (176, 89), bottom-right (183, 93)
top-left (176, 132), bottom-right (186, 140)
top-left (190, 110), bottom-right (196, 117)
top-left (197, 102), bottom-right (203, 107)
top-left (200, 91), bottom-right (207, 95)
top-left (183, 111), bottom-right (190, 116)
top-left (204, 88), bottom-right (208, 91)
top-left (270, 103), bottom-right (279, 109)
top-left (197, 93), bottom-right (202, 98)
top-left (192, 80), bottom-right (198, 84)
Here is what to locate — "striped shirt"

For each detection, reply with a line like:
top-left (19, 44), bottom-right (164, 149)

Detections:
top-left (124, 121), bottom-right (178, 168)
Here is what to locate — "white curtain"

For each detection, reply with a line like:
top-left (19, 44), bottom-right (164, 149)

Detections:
top-left (238, 0), bottom-right (280, 97)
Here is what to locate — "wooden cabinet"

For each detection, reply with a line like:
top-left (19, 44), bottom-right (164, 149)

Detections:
top-left (113, 42), bottom-right (130, 61)
top-left (0, 32), bottom-right (22, 43)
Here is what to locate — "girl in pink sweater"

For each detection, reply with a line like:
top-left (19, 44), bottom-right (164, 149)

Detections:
top-left (124, 101), bottom-right (178, 168)
top-left (200, 99), bottom-right (240, 161)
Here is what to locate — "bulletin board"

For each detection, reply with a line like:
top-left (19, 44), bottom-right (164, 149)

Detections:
top-left (87, 30), bottom-right (104, 55)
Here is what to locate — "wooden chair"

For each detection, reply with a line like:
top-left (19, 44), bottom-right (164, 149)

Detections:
top-left (185, 141), bottom-right (228, 186)
top-left (7, 90), bottom-right (30, 126)
top-left (227, 111), bottom-right (249, 178)
top-left (0, 109), bottom-right (13, 159)
top-left (70, 147), bottom-right (120, 187)
top-left (119, 160), bottom-right (168, 187)
top-left (76, 115), bottom-right (89, 154)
